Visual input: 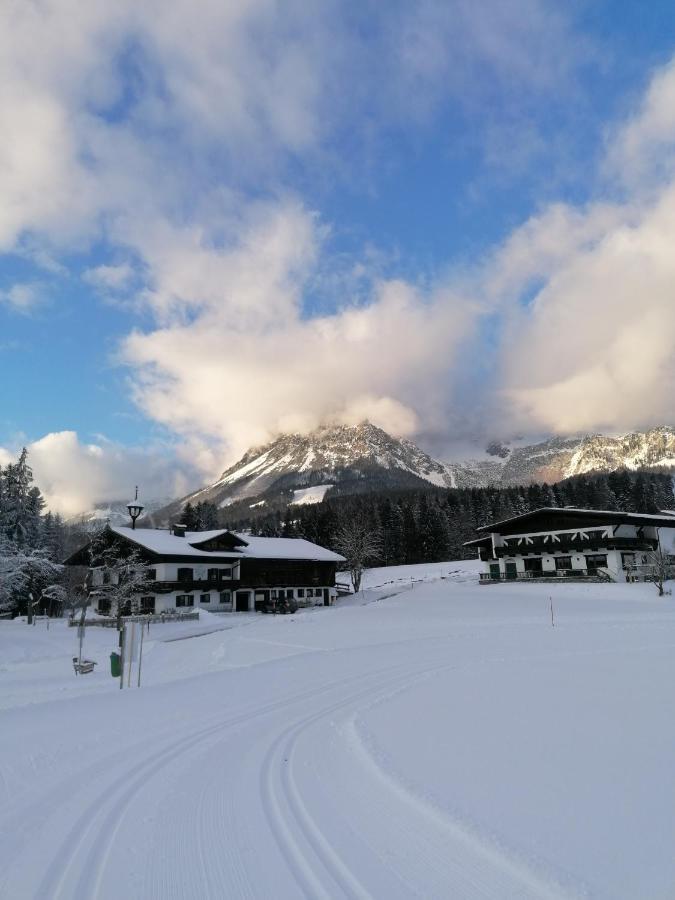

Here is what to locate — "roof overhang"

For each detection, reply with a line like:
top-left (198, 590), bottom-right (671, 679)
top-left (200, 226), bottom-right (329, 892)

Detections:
top-left (475, 507), bottom-right (675, 535)
top-left (463, 536), bottom-right (492, 548)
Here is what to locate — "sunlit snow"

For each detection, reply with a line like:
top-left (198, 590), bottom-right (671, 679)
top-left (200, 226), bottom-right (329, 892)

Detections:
top-left (1, 562), bottom-right (674, 898)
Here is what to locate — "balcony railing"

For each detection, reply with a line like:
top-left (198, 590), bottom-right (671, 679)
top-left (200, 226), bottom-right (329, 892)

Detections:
top-left (494, 537), bottom-right (656, 557)
top-left (480, 569), bottom-right (608, 583)
top-left (144, 578), bottom-right (241, 594)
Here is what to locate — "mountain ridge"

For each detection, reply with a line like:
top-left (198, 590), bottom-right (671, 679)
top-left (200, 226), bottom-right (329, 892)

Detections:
top-left (144, 423), bottom-right (675, 527)
top-left (152, 423), bottom-right (457, 524)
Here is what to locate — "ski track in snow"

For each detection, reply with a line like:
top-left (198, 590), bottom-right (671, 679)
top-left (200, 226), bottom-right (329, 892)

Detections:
top-left (3, 651), bottom-right (583, 900)
top-left (2, 568), bottom-right (675, 899)
top-left (258, 654), bottom-right (584, 900)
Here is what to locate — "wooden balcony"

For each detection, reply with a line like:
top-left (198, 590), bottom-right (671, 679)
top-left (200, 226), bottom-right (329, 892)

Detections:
top-left (493, 537), bottom-right (656, 558)
top-left (479, 569), bottom-right (610, 584)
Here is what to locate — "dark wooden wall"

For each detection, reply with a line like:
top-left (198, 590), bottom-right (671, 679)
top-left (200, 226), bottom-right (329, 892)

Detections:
top-left (240, 559), bottom-right (337, 587)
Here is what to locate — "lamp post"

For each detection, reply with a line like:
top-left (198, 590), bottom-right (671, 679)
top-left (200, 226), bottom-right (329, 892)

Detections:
top-left (127, 486), bottom-right (144, 530)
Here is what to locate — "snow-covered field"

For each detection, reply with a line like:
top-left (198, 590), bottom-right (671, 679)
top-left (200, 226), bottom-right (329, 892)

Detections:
top-left (2, 561), bottom-right (675, 899)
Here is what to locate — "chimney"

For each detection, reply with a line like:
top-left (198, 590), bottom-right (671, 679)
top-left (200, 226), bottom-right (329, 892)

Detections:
top-left (173, 523), bottom-right (187, 537)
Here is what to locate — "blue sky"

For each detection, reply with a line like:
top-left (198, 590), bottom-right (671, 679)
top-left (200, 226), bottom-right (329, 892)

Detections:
top-left (2, 1), bottom-right (675, 513)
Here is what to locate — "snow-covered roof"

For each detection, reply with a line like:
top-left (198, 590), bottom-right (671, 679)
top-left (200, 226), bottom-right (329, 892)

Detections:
top-left (476, 507), bottom-right (675, 534)
top-left (235, 534), bottom-right (345, 561)
top-left (110, 526), bottom-right (344, 562)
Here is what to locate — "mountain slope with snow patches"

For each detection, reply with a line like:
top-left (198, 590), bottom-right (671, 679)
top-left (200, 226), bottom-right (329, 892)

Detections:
top-left (147, 424), bottom-right (675, 525)
top-left (155, 423), bottom-right (458, 522)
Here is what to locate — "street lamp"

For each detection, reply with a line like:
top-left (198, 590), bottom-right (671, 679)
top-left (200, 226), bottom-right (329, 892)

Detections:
top-left (127, 486), bottom-right (144, 530)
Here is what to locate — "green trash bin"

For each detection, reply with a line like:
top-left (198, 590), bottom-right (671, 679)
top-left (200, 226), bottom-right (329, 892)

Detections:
top-left (110, 651), bottom-right (121, 678)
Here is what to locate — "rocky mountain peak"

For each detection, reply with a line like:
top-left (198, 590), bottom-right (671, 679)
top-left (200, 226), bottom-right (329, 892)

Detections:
top-left (148, 423), bottom-right (675, 526)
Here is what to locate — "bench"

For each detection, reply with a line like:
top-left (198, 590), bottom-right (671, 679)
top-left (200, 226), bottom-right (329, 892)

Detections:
top-left (72, 657), bottom-right (97, 675)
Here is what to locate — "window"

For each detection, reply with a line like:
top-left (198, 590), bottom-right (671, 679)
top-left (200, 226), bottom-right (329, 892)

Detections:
top-left (200, 593), bottom-right (211, 604)
top-left (102, 571), bottom-right (111, 584)
top-left (220, 568), bottom-right (232, 580)
top-left (145, 569), bottom-right (157, 582)
top-left (176, 594), bottom-right (194, 607)
top-left (586, 554), bottom-right (608, 570)
top-left (297, 588), bottom-right (305, 598)
top-left (177, 568), bottom-right (193, 583)
top-left (98, 598), bottom-right (111, 614)
top-left (219, 591), bottom-right (231, 604)
top-left (555, 557), bottom-right (572, 570)
top-left (140, 596), bottom-right (156, 613)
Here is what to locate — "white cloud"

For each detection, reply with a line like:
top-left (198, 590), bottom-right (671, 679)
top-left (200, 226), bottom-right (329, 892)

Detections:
top-left (0, 282), bottom-right (43, 313)
top-left (607, 57), bottom-right (675, 189)
top-left (0, 0), bottom-right (588, 252)
top-left (0, 431), bottom-right (202, 517)
top-left (120, 199), bottom-right (479, 462)
top-left (497, 191), bottom-right (675, 434)
top-left (82, 263), bottom-right (134, 291)
top-left (489, 58), bottom-right (675, 437)
top-left (4, 0), bottom-right (661, 482)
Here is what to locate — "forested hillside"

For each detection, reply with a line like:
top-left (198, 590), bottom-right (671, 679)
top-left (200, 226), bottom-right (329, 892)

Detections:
top-left (208, 470), bottom-right (675, 567)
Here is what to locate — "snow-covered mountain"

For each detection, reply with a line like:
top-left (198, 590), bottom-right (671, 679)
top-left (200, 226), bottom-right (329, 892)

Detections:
top-left (156, 423), bottom-right (457, 522)
top-left (475, 426), bottom-right (675, 486)
top-left (151, 424), bottom-right (675, 524)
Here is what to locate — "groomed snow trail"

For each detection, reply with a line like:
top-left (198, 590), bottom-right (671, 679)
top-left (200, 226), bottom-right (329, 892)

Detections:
top-left (0, 647), bottom-right (578, 899)
top-left (2, 571), bottom-right (675, 898)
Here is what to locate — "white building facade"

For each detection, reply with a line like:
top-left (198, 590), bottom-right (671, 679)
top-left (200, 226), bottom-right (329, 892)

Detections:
top-left (465, 508), bottom-right (675, 583)
top-left (68, 525), bottom-right (345, 614)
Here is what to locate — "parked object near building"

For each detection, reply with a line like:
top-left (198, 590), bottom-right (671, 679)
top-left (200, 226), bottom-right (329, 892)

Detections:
top-left (65, 525), bottom-right (345, 615)
top-left (465, 507), bottom-right (675, 584)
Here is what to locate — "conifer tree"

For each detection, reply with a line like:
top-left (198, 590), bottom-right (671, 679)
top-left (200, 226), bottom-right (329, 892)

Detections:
top-left (0, 449), bottom-right (45, 546)
top-left (181, 502), bottom-right (199, 530)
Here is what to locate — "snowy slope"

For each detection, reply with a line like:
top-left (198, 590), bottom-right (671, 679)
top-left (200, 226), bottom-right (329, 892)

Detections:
top-left (1, 565), bottom-right (675, 898)
top-left (290, 484), bottom-right (334, 505)
top-left (155, 423), bottom-right (457, 522)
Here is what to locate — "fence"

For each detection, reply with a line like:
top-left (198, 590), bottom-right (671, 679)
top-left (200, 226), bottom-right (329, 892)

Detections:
top-left (69, 611), bottom-right (200, 628)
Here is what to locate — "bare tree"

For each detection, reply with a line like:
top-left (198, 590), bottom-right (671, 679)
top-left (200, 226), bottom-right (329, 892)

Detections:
top-left (334, 516), bottom-right (383, 593)
top-left (0, 537), bottom-right (64, 621)
top-left (87, 528), bottom-right (149, 629)
top-left (41, 583), bottom-right (67, 617)
top-left (644, 545), bottom-right (674, 597)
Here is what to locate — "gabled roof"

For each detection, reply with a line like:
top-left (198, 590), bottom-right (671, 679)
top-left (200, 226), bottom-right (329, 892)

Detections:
top-left (66, 526), bottom-right (345, 564)
top-left (475, 507), bottom-right (675, 535)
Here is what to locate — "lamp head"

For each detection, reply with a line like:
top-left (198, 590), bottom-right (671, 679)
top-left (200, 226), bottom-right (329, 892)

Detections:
top-left (127, 486), bottom-right (144, 529)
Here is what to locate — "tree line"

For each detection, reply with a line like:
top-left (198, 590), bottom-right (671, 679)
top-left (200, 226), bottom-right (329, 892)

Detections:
top-left (203, 469), bottom-right (675, 568)
top-left (2, 447), bottom-right (673, 617)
